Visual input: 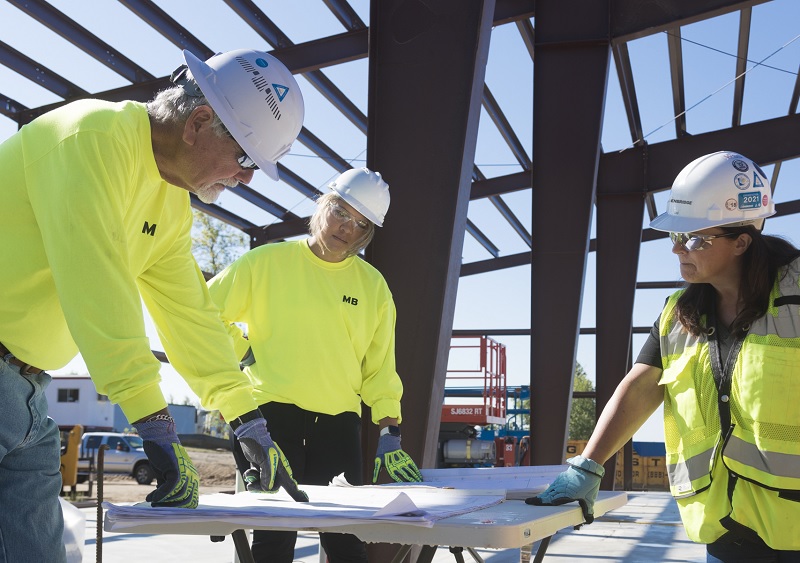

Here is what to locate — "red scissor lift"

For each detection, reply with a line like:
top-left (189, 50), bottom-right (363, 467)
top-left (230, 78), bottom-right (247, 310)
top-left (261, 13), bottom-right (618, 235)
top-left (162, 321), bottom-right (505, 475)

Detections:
top-left (438, 336), bottom-right (509, 467)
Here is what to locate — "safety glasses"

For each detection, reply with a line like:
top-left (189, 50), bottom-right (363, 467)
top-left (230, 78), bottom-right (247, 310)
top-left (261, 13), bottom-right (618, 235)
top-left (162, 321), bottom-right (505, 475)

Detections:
top-left (328, 202), bottom-right (370, 230)
top-left (236, 153), bottom-right (259, 170)
top-left (669, 232), bottom-right (737, 251)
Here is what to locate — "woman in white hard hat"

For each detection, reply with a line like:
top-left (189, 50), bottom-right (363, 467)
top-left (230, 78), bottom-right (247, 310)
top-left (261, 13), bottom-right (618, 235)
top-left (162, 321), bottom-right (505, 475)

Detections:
top-left (528, 151), bottom-right (800, 562)
top-left (208, 167), bottom-right (422, 563)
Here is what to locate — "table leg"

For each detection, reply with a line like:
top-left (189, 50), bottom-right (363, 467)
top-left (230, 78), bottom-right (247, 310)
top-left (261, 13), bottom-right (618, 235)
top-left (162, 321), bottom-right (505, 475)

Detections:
top-left (416, 545), bottom-right (438, 563)
top-left (389, 544), bottom-right (413, 563)
top-left (448, 546), bottom-right (466, 563)
top-left (231, 529), bottom-right (256, 563)
top-left (466, 547), bottom-right (485, 562)
top-left (532, 535), bottom-right (552, 563)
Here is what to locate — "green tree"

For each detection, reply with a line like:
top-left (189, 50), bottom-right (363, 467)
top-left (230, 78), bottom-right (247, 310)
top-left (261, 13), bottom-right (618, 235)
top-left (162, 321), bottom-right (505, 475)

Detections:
top-left (569, 363), bottom-right (596, 440)
top-left (190, 209), bottom-right (248, 428)
top-left (191, 209), bottom-right (248, 277)
top-left (511, 363), bottom-right (594, 438)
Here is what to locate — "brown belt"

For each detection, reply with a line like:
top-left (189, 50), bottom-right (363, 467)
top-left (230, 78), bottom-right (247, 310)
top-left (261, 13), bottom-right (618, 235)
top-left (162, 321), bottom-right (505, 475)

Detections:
top-left (0, 342), bottom-right (44, 376)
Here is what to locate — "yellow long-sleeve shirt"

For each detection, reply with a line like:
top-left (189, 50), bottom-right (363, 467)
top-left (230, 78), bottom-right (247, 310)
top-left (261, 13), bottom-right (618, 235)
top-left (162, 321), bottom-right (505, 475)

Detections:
top-left (0, 99), bottom-right (256, 422)
top-left (207, 239), bottom-right (403, 424)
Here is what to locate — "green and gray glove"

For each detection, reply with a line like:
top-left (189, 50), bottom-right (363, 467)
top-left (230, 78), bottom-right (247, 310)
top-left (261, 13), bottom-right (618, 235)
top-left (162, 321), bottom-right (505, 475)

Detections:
top-left (234, 417), bottom-right (308, 502)
top-left (525, 455), bottom-right (605, 524)
top-left (373, 430), bottom-right (422, 484)
top-left (134, 415), bottom-right (199, 508)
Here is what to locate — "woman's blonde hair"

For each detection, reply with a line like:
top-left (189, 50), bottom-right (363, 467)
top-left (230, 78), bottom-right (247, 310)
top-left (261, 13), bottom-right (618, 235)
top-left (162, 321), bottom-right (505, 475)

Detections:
top-left (308, 192), bottom-right (376, 258)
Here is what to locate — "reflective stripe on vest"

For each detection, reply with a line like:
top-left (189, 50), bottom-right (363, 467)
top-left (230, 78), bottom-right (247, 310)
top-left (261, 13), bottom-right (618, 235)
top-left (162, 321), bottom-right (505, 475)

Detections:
top-left (667, 443), bottom-right (714, 497)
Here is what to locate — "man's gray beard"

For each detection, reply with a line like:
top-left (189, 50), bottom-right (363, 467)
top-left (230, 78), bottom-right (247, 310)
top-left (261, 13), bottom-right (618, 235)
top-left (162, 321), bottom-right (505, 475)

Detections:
top-left (195, 183), bottom-right (227, 204)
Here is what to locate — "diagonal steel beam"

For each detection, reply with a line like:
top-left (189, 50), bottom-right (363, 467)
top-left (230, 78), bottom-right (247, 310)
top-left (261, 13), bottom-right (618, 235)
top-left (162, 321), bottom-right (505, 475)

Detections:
top-left (0, 40), bottom-right (87, 99)
top-left (8, 0), bottom-right (155, 83)
top-left (117, 0), bottom-right (212, 58)
top-left (466, 219), bottom-right (500, 257)
top-left (0, 94), bottom-right (28, 120)
top-left (322, 0), bottom-right (367, 30)
top-left (225, 184), bottom-right (299, 221)
top-left (482, 85), bottom-right (531, 169)
top-left (190, 195), bottom-right (257, 231)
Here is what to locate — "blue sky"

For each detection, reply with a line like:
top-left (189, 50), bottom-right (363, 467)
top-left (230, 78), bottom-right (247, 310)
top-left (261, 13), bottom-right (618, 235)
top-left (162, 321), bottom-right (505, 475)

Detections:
top-left (3, 1), bottom-right (800, 443)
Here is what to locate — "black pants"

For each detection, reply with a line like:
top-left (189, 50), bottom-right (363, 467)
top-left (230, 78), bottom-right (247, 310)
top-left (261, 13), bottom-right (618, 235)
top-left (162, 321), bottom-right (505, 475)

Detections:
top-left (232, 402), bottom-right (368, 563)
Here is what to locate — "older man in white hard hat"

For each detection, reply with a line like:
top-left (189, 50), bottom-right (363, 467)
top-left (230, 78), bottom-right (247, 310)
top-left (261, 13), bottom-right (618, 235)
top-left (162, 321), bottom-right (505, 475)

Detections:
top-left (0, 49), bottom-right (305, 562)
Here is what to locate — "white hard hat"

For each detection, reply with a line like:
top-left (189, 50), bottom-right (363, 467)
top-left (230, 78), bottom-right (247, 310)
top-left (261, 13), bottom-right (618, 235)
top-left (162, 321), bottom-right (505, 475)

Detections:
top-left (328, 167), bottom-right (390, 227)
top-left (182, 49), bottom-right (304, 181)
top-left (650, 151), bottom-right (775, 233)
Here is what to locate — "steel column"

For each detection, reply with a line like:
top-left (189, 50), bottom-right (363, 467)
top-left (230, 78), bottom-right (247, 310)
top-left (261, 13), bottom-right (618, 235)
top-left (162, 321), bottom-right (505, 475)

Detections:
top-left (530, 0), bottom-right (611, 465)
top-left (364, 0), bottom-right (495, 474)
top-left (596, 192), bottom-right (645, 488)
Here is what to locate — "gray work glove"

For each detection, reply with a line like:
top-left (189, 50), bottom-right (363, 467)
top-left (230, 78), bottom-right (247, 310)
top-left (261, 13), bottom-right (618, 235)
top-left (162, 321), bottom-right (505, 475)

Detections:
top-left (234, 418), bottom-right (309, 502)
top-left (372, 433), bottom-right (422, 484)
top-left (134, 416), bottom-right (199, 508)
top-left (525, 455), bottom-right (605, 524)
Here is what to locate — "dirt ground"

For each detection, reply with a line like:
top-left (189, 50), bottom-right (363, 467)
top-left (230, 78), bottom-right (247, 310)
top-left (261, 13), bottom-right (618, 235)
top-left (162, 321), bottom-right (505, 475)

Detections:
top-left (68, 447), bottom-right (239, 504)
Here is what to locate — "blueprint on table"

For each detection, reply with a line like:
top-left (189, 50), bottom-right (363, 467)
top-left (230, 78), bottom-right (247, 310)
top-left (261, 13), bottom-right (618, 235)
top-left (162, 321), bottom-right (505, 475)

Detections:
top-left (104, 484), bottom-right (505, 531)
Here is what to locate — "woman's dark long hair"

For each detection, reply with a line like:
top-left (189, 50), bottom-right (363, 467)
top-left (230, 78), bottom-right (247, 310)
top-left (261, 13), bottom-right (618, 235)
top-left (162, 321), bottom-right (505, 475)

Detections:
top-left (675, 224), bottom-right (800, 336)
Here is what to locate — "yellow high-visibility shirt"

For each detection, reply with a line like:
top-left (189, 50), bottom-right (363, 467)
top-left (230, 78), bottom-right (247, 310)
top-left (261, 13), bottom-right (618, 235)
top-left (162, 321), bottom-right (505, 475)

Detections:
top-left (0, 99), bottom-right (256, 423)
top-left (208, 239), bottom-right (404, 424)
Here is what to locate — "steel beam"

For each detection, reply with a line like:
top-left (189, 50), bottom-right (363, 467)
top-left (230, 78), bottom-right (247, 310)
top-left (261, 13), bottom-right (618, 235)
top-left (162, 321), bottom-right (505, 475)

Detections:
top-left (731, 8), bottom-right (752, 127)
top-left (666, 27), bottom-right (688, 138)
top-left (610, 0), bottom-right (770, 43)
top-left (599, 113), bottom-right (800, 195)
top-left (530, 0), bottom-right (611, 466)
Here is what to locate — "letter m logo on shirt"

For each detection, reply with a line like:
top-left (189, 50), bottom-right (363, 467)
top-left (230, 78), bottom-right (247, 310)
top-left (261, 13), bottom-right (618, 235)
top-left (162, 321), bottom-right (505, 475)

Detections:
top-left (142, 221), bottom-right (157, 236)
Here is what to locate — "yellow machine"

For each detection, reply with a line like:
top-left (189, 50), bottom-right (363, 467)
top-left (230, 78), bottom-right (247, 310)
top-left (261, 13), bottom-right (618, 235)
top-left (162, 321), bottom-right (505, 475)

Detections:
top-left (59, 424), bottom-right (83, 488)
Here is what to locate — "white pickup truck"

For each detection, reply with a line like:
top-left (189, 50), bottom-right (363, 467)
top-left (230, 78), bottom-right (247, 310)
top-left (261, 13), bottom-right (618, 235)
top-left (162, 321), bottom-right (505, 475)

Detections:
top-left (79, 432), bottom-right (155, 485)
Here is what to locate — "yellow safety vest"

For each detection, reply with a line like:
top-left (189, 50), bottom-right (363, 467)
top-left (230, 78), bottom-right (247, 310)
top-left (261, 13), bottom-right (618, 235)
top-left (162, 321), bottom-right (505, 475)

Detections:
top-left (658, 258), bottom-right (800, 548)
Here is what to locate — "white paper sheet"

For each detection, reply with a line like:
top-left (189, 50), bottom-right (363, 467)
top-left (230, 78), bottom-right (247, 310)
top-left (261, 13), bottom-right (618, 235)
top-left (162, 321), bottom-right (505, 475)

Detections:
top-left (376, 465), bottom-right (567, 500)
top-left (104, 485), bottom-right (505, 532)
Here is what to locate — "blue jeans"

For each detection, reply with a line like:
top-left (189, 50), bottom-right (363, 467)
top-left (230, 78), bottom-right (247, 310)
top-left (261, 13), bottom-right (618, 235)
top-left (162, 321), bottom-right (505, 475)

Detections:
top-left (0, 357), bottom-right (66, 563)
top-left (707, 536), bottom-right (800, 562)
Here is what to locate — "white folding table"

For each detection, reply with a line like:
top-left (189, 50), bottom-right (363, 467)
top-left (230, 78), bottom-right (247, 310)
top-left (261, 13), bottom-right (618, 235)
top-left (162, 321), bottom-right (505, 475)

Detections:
top-left (104, 490), bottom-right (626, 563)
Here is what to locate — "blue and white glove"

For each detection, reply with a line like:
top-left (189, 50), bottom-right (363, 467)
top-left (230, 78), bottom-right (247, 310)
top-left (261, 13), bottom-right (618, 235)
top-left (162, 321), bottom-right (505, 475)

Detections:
top-left (525, 455), bottom-right (605, 524)
top-left (373, 433), bottom-right (422, 484)
top-left (133, 415), bottom-right (199, 508)
top-left (234, 418), bottom-right (308, 502)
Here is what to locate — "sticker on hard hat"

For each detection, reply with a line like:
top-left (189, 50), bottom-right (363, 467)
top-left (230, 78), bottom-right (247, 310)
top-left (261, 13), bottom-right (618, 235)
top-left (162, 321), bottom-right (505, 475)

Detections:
top-left (725, 198), bottom-right (737, 211)
top-left (753, 173), bottom-right (764, 188)
top-left (738, 192), bottom-right (762, 210)
top-left (734, 173), bottom-right (750, 190)
top-left (763, 194), bottom-right (769, 206)
top-left (272, 84), bottom-right (289, 102)
top-left (255, 58), bottom-right (269, 68)
top-left (732, 159), bottom-right (749, 172)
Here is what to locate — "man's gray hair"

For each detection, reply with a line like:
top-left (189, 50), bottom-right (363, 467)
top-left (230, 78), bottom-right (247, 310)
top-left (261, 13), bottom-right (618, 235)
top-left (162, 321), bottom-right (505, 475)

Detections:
top-left (146, 86), bottom-right (228, 137)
